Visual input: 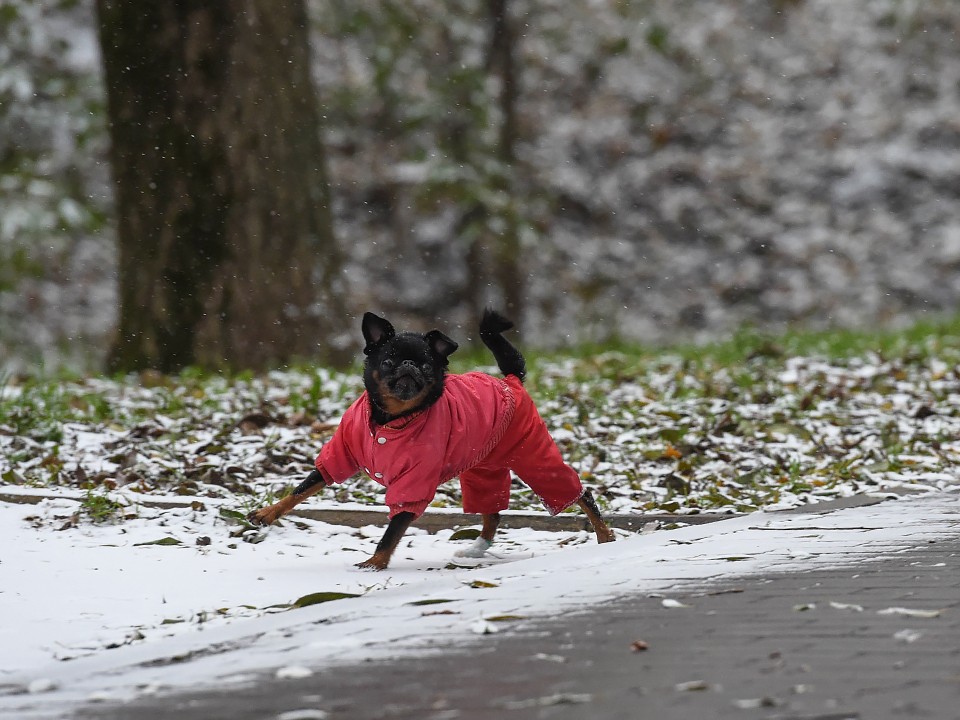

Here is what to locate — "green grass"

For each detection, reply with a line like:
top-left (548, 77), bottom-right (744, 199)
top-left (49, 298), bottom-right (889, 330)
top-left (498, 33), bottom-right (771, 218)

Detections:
top-left (593, 313), bottom-right (953, 364)
top-left (80, 488), bottom-right (125, 523)
top-left (449, 312), bottom-right (960, 399)
top-left (3, 312), bottom-right (960, 444)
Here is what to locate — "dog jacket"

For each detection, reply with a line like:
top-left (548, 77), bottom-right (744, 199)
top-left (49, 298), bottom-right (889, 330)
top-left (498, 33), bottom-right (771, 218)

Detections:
top-left (315, 372), bottom-right (584, 518)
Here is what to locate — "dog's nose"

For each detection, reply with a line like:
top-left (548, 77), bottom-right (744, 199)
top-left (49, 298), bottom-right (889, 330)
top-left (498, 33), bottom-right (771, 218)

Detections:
top-left (401, 359), bottom-right (416, 368)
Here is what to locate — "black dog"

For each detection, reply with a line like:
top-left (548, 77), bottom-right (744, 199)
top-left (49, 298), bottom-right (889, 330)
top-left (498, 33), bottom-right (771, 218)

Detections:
top-left (249, 310), bottom-right (614, 569)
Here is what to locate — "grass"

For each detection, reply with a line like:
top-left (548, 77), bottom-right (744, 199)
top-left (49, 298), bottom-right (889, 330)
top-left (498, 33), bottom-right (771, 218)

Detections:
top-left (80, 488), bottom-right (125, 523)
top-left (0, 314), bottom-right (953, 440)
top-left (512, 312), bottom-right (959, 371)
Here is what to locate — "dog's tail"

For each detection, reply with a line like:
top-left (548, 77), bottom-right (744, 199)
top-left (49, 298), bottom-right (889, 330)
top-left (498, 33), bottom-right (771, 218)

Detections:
top-left (480, 308), bottom-right (527, 383)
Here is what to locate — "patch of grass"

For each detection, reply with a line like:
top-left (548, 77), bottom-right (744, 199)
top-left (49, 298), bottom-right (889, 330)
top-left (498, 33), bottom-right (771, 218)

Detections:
top-left (81, 488), bottom-right (124, 523)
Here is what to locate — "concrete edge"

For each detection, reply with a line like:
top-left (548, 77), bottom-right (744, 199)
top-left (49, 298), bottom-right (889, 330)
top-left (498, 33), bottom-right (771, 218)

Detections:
top-left (0, 487), bottom-right (894, 534)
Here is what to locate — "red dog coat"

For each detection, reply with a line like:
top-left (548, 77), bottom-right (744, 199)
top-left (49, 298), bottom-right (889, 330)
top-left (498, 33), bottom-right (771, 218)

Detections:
top-left (315, 373), bottom-right (584, 518)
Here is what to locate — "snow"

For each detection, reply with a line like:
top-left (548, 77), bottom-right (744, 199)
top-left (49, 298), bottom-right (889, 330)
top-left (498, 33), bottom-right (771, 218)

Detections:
top-left (1, 490), bottom-right (958, 718)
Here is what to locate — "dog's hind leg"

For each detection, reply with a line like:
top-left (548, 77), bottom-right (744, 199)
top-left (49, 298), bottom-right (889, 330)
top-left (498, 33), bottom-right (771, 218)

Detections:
top-left (577, 489), bottom-right (616, 544)
top-left (357, 511), bottom-right (416, 570)
top-left (454, 513), bottom-right (500, 558)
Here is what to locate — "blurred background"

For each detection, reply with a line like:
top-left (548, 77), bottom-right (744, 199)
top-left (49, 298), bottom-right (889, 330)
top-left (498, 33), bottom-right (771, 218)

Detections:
top-left (2, 0), bottom-right (959, 374)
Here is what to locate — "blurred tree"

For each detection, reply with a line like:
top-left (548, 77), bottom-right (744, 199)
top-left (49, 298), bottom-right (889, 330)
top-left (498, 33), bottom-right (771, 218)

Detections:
top-left (485, 0), bottom-right (523, 317)
top-left (319, 0), bottom-right (528, 323)
top-left (96, 0), bottom-right (345, 372)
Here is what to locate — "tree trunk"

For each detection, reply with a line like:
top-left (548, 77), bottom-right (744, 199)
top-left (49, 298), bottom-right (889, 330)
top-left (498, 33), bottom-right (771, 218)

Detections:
top-left (487, 0), bottom-right (524, 317)
top-left (97, 0), bottom-right (346, 373)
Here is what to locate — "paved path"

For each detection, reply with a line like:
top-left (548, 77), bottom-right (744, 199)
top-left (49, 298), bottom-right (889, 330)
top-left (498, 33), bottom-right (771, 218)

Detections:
top-left (75, 497), bottom-right (960, 720)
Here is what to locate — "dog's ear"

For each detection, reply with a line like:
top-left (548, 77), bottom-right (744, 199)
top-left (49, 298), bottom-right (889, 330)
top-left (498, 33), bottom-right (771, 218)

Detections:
top-left (362, 313), bottom-right (396, 355)
top-left (425, 330), bottom-right (458, 363)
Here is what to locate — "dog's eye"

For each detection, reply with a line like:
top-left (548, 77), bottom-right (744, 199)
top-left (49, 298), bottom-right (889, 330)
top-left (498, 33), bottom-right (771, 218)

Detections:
top-left (421, 363), bottom-right (432, 373)
top-left (381, 359), bottom-right (395, 371)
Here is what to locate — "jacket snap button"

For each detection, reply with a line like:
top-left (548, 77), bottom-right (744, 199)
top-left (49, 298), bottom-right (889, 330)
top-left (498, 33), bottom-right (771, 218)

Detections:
top-left (377, 437), bottom-right (387, 445)
top-left (375, 472), bottom-right (383, 478)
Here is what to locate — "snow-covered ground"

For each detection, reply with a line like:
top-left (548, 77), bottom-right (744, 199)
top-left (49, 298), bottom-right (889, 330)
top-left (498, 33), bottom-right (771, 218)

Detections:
top-left (1, 491), bottom-right (958, 719)
top-left (2, 352), bottom-right (959, 716)
top-left (4, 352), bottom-right (960, 520)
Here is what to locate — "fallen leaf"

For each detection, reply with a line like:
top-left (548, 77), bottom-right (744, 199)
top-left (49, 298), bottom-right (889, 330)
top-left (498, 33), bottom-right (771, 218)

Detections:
top-left (218, 508), bottom-right (253, 526)
top-left (2, 469), bottom-right (27, 484)
top-left (914, 405), bottom-right (936, 419)
top-left (238, 413), bottom-right (272, 434)
top-left (134, 537), bottom-right (182, 546)
top-left (56, 513), bottom-right (80, 531)
top-left (662, 445), bottom-right (683, 460)
top-left (466, 580), bottom-right (499, 589)
top-left (292, 591), bottom-right (361, 608)
top-left (310, 420), bottom-right (339, 435)
top-left (449, 528), bottom-right (482, 541)
top-left (470, 618), bottom-right (498, 635)
top-left (241, 528), bottom-right (269, 544)
top-left (630, 640), bottom-right (649, 652)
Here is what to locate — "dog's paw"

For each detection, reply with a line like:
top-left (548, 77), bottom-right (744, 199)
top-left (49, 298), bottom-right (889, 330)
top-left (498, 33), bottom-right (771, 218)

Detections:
top-left (355, 553), bottom-right (390, 571)
top-left (596, 527), bottom-right (617, 544)
top-left (453, 538), bottom-right (492, 559)
top-left (247, 507), bottom-right (280, 526)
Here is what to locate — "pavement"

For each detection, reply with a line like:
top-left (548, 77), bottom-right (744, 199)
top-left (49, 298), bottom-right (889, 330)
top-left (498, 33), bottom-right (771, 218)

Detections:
top-left (63, 492), bottom-right (960, 720)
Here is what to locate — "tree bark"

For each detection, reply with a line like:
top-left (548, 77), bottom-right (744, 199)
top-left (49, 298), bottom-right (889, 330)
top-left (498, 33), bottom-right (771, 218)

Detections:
top-left (97, 0), bottom-right (346, 373)
top-left (487, 0), bottom-right (524, 317)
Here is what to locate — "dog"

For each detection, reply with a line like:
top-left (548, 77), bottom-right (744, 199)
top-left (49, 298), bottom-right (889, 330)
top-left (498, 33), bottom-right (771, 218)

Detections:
top-left (248, 310), bottom-right (615, 569)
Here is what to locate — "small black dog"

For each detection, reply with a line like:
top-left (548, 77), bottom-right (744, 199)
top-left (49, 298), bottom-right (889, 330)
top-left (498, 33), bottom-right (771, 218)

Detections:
top-left (249, 310), bottom-right (614, 569)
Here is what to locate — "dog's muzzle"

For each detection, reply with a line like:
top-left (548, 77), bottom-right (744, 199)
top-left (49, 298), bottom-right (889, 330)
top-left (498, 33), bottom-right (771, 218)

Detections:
top-left (387, 365), bottom-right (426, 399)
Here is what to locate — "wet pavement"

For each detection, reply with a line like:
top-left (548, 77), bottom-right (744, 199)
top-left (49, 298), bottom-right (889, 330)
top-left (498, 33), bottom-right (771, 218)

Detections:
top-left (76, 501), bottom-right (960, 720)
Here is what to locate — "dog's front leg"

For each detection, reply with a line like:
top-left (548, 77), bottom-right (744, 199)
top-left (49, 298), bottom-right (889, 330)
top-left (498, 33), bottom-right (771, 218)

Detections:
top-left (356, 511), bottom-right (415, 570)
top-left (577, 489), bottom-right (616, 544)
top-left (247, 469), bottom-right (326, 526)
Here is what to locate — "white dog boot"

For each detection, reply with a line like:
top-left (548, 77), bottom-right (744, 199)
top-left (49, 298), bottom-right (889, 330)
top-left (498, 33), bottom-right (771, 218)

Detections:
top-left (454, 537), bottom-right (492, 558)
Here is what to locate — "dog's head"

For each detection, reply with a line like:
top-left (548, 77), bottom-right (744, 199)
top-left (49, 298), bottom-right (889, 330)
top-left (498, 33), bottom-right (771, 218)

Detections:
top-left (361, 312), bottom-right (458, 424)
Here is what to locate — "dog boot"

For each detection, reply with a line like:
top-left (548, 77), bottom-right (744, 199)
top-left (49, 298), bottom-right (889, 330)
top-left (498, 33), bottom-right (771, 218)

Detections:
top-left (454, 537), bottom-right (492, 558)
